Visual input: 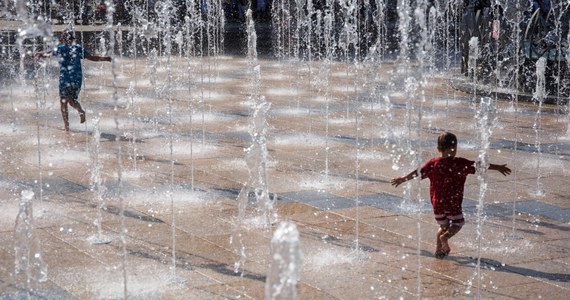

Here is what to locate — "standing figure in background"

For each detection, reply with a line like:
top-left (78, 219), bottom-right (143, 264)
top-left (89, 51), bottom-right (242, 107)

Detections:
top-left (37, 30), bottom-right (111, 131)
top-left (95, 1), bottom-right (107, 23)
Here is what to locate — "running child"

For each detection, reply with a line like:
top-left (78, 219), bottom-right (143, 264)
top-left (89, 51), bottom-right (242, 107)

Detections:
top-left (37, 30), bottom-right (111, 131)
top-left (391, 132), bottom-right (511, 258)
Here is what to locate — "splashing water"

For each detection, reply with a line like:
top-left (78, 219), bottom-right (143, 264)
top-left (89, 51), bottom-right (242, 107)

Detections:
top-left (14, 190), bottom-right (48, 294)
top-left (533, 57), bottom-right (547, 196)
top-left (472, 96), bottom-right (497, 297)
top-left (88, 117), bottom-right (112, 245)
top-left (233, 9), bottom-right (275, 275)
top-left (265, 221), bottom-right (303, 300)
top-left (2, 1), bottom-right (569, 298)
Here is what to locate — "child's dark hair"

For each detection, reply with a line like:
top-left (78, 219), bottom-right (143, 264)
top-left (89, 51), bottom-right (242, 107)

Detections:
top-left (437, 132), bottom-right (457, 152)
top-left (62, 30), bottom-right (75, 42)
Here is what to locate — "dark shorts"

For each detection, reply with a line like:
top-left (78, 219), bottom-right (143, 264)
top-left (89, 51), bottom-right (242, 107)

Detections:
top-left (59, 82), bottom-right (81, 100)
top-left (434, 212), bottom-right (465, 227)
top-left (433, 199), bottom-right (464, 227)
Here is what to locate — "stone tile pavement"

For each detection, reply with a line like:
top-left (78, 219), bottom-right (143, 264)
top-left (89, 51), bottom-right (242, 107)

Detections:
top-left (0, 56), bottom-right (568, 299)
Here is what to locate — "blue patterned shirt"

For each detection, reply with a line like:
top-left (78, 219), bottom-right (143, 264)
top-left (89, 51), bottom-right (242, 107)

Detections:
top-left (53, 44), bottom-right (91, 88)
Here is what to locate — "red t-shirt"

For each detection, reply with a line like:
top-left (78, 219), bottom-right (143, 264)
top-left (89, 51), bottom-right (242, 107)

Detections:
top-left (420, 156), bottom-right (476, 215)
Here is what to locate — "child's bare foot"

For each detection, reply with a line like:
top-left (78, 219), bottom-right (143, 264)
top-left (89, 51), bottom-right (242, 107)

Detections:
top-left (434, 226), bottom-right (449, 258)
top-left (435, 238), bottom-right (449, 258)
top-left (435, 249), bottom-right (447, 259)
top-left (435, 229), bottom-right (443, 258)
top-left (439, 235), bottom-right (451, 256)
top-left (439, 225), bottom-right (460, 257)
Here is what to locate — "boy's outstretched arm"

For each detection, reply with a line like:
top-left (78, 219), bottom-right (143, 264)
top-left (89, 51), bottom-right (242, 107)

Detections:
top-left (35, 51), bottom-right (51, 58)
top-left (489, 163), bottom-right (511, 176)
top-left (391, 170), bottom-right (419, 187)
top-left (86, 55), bottom-right (112, 62)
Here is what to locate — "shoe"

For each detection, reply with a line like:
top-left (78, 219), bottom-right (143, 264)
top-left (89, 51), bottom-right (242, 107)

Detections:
top-left (80, 112), bottom-right (86, 123)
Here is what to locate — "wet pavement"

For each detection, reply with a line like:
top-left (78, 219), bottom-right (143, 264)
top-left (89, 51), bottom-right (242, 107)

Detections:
top-left (0, 54), bottom-right (569, 299)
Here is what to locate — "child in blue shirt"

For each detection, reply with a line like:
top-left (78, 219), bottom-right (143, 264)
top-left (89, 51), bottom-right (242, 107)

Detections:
top-left (38, 30), bottom-right (111, 131)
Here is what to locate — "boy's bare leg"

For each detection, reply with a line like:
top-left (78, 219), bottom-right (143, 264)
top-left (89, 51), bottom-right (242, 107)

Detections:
top-left (68, 98), bottom-right (86, 123)
top-left (439, 225), bottom-right (461, 255)
top-left (60, 98), bottom-right (70, 131)
top-left (435, 225), bottom-right (449, 258)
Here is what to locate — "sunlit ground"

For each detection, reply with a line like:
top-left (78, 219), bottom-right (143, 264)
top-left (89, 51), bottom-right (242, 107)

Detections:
top-left (0, 54), bottom-right (569, 299)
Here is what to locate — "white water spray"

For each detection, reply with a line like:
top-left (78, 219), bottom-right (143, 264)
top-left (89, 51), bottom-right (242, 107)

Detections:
top-left (88, 117), bottom-right (112, 245)
top-left (471, 96), bottom-right (496, 297)
top-left (533, 57), bottom-right (547, 196)
top-left (232, 9), bottom-right (275, 275)
top-left (265, 221), bottom-right (303, 300)
top-left (14, 190), bottom-right (48, 294)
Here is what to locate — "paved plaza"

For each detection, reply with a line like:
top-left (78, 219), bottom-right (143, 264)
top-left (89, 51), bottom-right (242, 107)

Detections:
top-left (0, 54), bottom-right (569, 299)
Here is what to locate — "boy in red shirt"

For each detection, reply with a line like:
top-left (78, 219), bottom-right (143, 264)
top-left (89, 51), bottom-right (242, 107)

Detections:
top-left (391, 132), bottom-right (511, 258)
